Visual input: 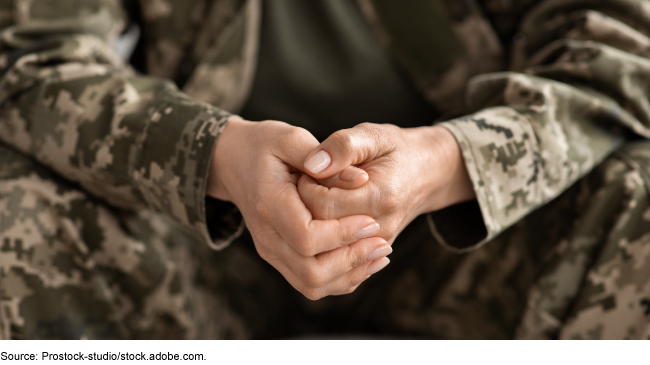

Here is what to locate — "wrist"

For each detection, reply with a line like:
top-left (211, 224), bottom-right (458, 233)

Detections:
top-left (206, 116), bottom-right (250, 203)
top-left (418, 125), bottom-right (476, 214)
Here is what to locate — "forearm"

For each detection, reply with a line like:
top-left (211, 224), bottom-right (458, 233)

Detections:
top-left (414, 125), bottom-right (475, 216)
top-left (429, 0), bottom-right (650, 249)
top-left (0, 1), bottom-right (239, 247)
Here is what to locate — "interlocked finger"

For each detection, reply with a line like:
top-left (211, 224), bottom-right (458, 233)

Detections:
top-left (264, 234), bottom-right (390, 289)
top-left (297, 174), bottom-right (380, 221)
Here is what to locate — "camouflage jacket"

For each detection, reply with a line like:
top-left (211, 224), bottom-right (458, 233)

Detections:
top-left (0, 0), bottom-right (649, 250)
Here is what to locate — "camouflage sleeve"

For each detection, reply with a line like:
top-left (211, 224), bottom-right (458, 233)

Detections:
top-left (432, 0), bottom-right (650, 251)
top-left (0, 0), bottom-right (242, 249)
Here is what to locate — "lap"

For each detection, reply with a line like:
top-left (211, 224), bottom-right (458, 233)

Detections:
top-left (306, 141), bottom-right (650, 339)
top-left (525, 142), bottom-right (650, 340)
top-left (4, 141), bottom-right (650, 339)
top-left (0, 145), bottom-right (253, 339)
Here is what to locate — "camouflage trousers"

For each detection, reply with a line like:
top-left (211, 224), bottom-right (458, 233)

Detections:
top-left (2, 141), bottom-right (650, 339)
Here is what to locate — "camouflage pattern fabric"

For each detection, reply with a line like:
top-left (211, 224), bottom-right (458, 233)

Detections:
top-left (2, 0), bottom-right (650, 339)
top-left (438, 0), bottom-right (650, 249)
top-left (517, 143), bottom-right (650, 340)
top-left (4, 141), bottom-right (650, 339)
top-left (0, 144), bottom-right (253, 339)
top-left (0, 2), bottom-right (239, 248)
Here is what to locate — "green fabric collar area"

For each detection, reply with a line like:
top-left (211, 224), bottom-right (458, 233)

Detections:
top-left (239, 0), bottom-right (439, 141)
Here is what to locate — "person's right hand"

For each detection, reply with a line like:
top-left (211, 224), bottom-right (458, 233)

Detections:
top-left (205, 117), bottom-right (393, 300)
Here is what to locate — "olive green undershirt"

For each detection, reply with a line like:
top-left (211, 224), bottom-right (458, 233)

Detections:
top-left (240, 0), bottom-right (439, 141)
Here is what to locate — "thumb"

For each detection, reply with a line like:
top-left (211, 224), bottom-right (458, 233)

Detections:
top-left (270, 123), bottom-right (321, 172)
top-left (303, 125), bottom-right (387, 180)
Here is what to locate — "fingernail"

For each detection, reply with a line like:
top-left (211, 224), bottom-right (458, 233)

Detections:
top-left (366, 257), bottom-right (390, 277)
top-left (366, 245), bottom-right (392, 262)
top-left (305, 150), bottom-right (331, 174)
top-left (356, 223), bottom-right (380, 240)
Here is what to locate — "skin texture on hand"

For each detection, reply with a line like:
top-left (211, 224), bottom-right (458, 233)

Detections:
top-left (206, 117), bottom-right (392, 300)
top-left (299, 123), bottom-right (475, 245)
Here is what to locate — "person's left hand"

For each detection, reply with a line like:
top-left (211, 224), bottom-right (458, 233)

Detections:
top-left (298, 123), bottom-right (476, 244)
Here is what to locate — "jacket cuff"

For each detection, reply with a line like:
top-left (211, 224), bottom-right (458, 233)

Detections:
top-left (205, 196), bottom-right (245, 250)
top-left (426, 200), bottom-right (487, 252)
top-left (134, 89), bottom-right (243, 249)
top-left (431, 107), bottom-right (542, 251)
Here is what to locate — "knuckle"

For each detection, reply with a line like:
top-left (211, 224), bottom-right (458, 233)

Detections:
top-left (263, 121), bottom-right (309, 142)
top-left (302, 266), bottom-right (327, 288)
top-left (331, 130), bottom-right (356, 156)
top-left (356, 122), bottom-right (374, 129)
top-left (382, 219), bottom-right (401, 241)
top-left (345, 246), bottom-right (367, 269)
top-left (342, 285), bottom-right (360, 295)
top-left (252, 232), bottom-right (278, 261)
top-left (284, 125), bottom-right (311, 143)
top-left (381, 189), bottom-right (403, 212)
top-left (255, 245), bottom-right (271, 262)
top-left (302, 288), bottom-right (325, 301)
top-left (311, 196), bottom-right (335, 220)
top-left (349, 270), bottom-right (367, 288)
top-left (260, 120), bottom-right (289, 135)
top-left (294, 230), bottom-right (317, 257)
top-left (296, 243), bottom-right (316, 258)
top-left (357, 123), bottom-right (390, 147)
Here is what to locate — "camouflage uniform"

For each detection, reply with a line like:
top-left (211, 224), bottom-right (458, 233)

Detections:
top-left (1, 0), bottom-right (650, 339)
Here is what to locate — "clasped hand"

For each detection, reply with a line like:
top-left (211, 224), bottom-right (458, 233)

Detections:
top-left (206, 117), bottom-right (474, 300)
